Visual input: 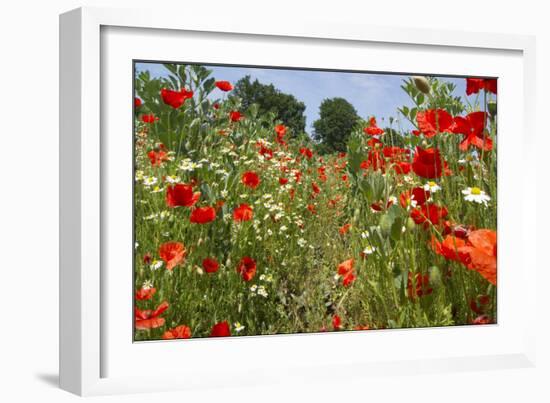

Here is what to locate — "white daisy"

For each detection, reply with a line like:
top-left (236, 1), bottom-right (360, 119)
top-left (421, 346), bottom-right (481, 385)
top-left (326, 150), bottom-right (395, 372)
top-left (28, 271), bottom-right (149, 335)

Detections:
top-left (165, 175), bottom-right (181, 184)
top-left (234, 322), bottom-right (245, 333)
top-left (135, 170), bottom-right (144, 182)
top-left (424, 181), bottom-right (441, 193)
top-left (150, 260), bottom-right (164, 270)
top-left (257, 286), bottom-right (269, 298)
top-left (142, 176), bottom-right (158, 187)
top-left (462, 187), bottom-right (491, 206)
top-left (362, 245), bottom-right (376, 255)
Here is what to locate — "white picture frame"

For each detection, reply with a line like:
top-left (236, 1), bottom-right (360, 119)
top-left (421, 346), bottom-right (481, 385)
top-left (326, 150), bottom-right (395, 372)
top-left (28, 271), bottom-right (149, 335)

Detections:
top-left (60, 6), bottom-right (537, 396)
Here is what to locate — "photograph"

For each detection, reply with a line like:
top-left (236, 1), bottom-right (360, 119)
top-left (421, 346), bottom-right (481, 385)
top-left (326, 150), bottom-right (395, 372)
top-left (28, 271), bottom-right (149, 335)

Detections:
top-left (133, 61), bottom-right (497, 341)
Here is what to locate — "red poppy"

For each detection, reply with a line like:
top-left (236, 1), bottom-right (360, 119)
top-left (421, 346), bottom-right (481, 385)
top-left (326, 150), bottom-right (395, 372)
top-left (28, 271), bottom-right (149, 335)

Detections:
top-left (471, 315), bottom-right (493, 325)
top-left (289, 188), bottom-right (296, 200)
top-left (307, 204), bottom-right (317, 214)
top-left (215, 80), bottom-right (233, 92)
top-left (202, 257), bottom-right (220, 274)
top-left (399, 187), bottom-right (430, 208)
top-left (442, 221), bottom-right (472, 239)
top-left (332, 315), bottom-right (342, 330)
top-left (412, 147), bottom-right (443, 179)
top-left (135, 301), bottom-right (169, 330)
top-left (161, 88), bottom-right (193, 108)
top-left (416, 109), bottom-right (454, 137)
top-left (237, 256), bottom-right (257, 282)
top-left (159, 241), bottom-right (186, 271)
top-left (279, 177), bottom-right (289, 185)
top-left (210, 321), bottom-right (231, 337)
top-left (229, 111), bottom-right (243, 122)
top-left (337, 259), bottom-right (356, 287)
top-left (452, 112), bottom-right (492, 151)
top-left (190, 206), bottom-right (216, 224)
top-left (410, 203), bottom-right (448, 227)
top-left (162, 325), bottom-right (192, 340)
top-left (393, 161), bottom-right (412, 174)
top-left (311, 182), bottom-right (321, 195)
top-left (274, 124), bottom-right (287, 137)
top-left (466, 78), bottom-right (497, 95)
top-left (233, 203), bottom-right (253, 222)
top-left (363, 117), bottom-right (384, 136)
top-left (433, 229), bottom-right (496, 285)
top-left (135, 97), bottom-right (142, 108)
top-left (342, 272), bottom-right (356, 287)
top-left (407, 272), bottom-right (433, 299)
top-left (299, 147), bottom-right (313, 159)
top-left (339, 223), bottom-right (351, 235)
top-left (317, 166), bottom-right (327, 182)
top-left (135, 286), bottom-right (156, 301)
top-left (366, 137), bottom-right (382, 147)
top-left (259, 146), bottom-right (273, 160)
top-left (166, 184), bottom-right (200, 208)
top-left (141, 114), bottom-right (158, 124)
top-left (147, 150), bottom-right (168, 167)
top-left (362, 146), bottom-right (388, 172)
top-left (470, 295), bottom-right (491, 315)
top-left (431, 235), bottom-right (470, 264)
top-left (242, 171), bottom-right (260, 189)
top-left (462, 229), bottom-right (497, 285)
top-left (143, 253), bottom-right (152, 265)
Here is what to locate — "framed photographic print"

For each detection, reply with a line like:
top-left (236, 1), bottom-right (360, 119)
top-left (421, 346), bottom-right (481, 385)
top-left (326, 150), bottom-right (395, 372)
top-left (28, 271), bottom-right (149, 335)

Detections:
top-left (60, 6), bottom-right (537, 396)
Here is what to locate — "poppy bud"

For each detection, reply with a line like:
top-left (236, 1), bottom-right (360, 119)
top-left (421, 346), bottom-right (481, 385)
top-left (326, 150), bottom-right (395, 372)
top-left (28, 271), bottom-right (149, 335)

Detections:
top-left (413, 76), bottom-right (431, 94)
top-left (428, 266), bottom-right (442, 287)
top-left (487, 101), bottom-right (497, 117)
top-left (379, 214), bottom-right (393, 236)
top-left (406, 217), bottom-right (416, 231)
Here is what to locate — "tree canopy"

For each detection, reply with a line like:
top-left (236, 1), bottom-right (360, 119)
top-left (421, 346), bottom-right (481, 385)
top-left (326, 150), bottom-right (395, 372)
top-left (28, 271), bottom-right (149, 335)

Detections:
top-left (233, 76), bottom-right (307, 136)
top-left (312, 97), bottom-right (360, 153)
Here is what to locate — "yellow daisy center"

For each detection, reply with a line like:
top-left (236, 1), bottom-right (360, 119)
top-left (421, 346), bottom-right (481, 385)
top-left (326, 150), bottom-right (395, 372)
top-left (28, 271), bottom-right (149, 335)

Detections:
top-left (470, 187), bottom-right (482, 195)
top-left (428, 181), bottom-right (436, 187)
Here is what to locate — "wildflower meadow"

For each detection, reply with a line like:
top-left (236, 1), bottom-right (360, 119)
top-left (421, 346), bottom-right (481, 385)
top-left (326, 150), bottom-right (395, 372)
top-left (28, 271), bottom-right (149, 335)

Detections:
top-left (133, 63), bottom-right (497, 341)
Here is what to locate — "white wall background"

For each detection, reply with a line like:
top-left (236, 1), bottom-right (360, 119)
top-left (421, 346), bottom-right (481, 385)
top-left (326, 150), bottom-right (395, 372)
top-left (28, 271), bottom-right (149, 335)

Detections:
top-left (0, 1), bottom-right (548, 401)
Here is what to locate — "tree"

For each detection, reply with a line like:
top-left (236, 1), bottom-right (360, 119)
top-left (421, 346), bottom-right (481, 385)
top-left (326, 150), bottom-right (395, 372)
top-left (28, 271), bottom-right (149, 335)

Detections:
top-left (233, 76), bottom-right (307, 136)
top-left (313, 98), bottom-right (359, 153)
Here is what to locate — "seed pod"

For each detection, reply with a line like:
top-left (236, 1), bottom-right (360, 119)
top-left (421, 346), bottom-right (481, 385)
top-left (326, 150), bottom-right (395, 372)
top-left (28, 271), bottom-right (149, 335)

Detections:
top-left (413, 76), bottom-right (431, 94)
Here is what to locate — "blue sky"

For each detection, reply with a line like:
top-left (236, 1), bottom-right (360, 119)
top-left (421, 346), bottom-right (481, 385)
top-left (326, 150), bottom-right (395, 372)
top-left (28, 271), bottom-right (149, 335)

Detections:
top-left (136, 62), bottom-right (467, 135)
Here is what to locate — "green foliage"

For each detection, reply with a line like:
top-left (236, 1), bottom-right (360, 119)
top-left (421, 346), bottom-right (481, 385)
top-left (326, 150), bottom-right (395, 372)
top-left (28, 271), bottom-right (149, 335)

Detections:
top-left (232, 75), bottom-right (307, 137)
top-left (313, 97), bottom-right (360, 153)
top-left (399, 77), bottom-right (464, 126)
